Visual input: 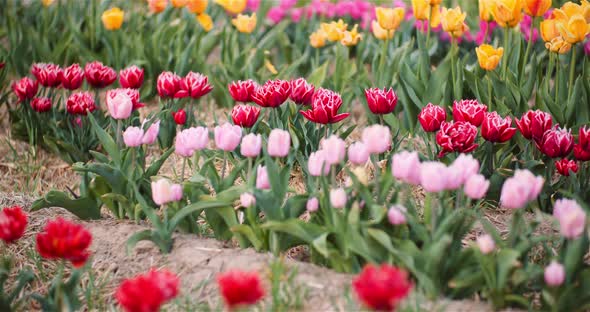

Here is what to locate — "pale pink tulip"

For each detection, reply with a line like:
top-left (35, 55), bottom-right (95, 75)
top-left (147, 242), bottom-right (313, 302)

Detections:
top-left (553, 198), bottom-right (586, 239)
top-left (388, 205), bottom-right (407, 225)
top-left (391, 151), bottom-right (421, 185)
top-left (330, 188), bottom-right (347, 209)
top-left (348, 142), bottom-right (369, 166)
top-left (256, 165), bottom-right (270, 190)
top-left (214, 123), bottom-right (242, 152)
top-left (240, 193), bottom-right (256, 208)
top-left (321, 135), bottom-right (346, 165)
top-left (544, 261), bottom-right (565, 287)
top-left (308, 150), bottom-right (330, 177)
top-left (464, 174), bottom-right (490, 200)
top-left (419, 162), bottom-right (448, 192)
top-left (268, 129), bottom-right (291, 157)
top-left (241, 133), bottom-right (262, 158)
top-left (362, 125), bottom-right (391, 154)
top-left (106, 90), bottom-right (133, 120)
top-left (476, 234), bottom-right (495, 254)
top-left (307, 197), bottom-right (319, 212)
top-left (123, 127), bottom-right (144, 147)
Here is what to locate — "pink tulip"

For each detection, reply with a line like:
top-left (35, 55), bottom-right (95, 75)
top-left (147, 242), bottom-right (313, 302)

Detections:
top-left (388, 205), bottom-right (407, 225)
top-left (544, 261), bottom-right (565, 287)
top-left (500, 170), bottom-right (544, 209)
top-left (362, 125), bottom-right (391, 154)
top-left (476, 234), bottom-right (495, 254)
top-left (307, 197), bottom-right (319, 212)
top-left (391, 151), bottom-right (421, 185)
top-left (175, 127), bottom-right (208, 157)
top-left (321, 135), bottom-right (346, 165)
top-left (142, 120), bottom-right (160, 145)
top-left (464, 174), bottom-right (490, 200)
top-left (215, 123), bottom-right (242, 152)
top-left (330, 188), bottom-right (347, 209)
top-left (240, 193), bottom-right (256, 208)
top-left (451, 154), bottom-right (480, 184)
top-left (106, 90), bottom-right (133, 120)
top-left (419, 162), bottom-right (448, 192)
top-left (553, 198), bottom-right (586, 239)
top-left (268, 129), bottom-right (291, 157)
top-left (151, 179), bottom-right (182, 206)
top-left (256, 165), bottom-right (270, 189)
top-left (348, 142), bottom-right (369, 166)
top-left (170, 184), bottom-right (183, 202)
top-left (241, 133), bottom-right (262, 158)
top-left (308, 150), bottom-right (330, 177)
top-left (123, 127), bottom-right (144, 147)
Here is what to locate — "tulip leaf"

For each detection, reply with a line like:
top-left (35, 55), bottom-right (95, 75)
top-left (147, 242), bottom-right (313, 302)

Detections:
top-left (31, 190), bottom-right (101, 220)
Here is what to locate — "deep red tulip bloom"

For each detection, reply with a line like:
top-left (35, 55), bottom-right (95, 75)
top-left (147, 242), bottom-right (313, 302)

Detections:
top-left (555, 158), bottom-right (578, 176)
top-left (231, 104), bottom-right (260, 128)
top-left (436, 121), bottom-right (479, 157)
top-left (289, 78), bottom-right (315, 105)
top-left (537, 126), bottom-right (574, 158)
top-left (217, 270), bottom-right (265, 309)
top-left (418, 103), bottom-right (446, 132)
top-left (62, 64), bottom-right (84, 90)
top-left (31, 63), bottom-right (63, 88)
top-left (177, 71), bottom-right (213, 99)
top-left (172, 109), bottom-right (187, 125)
top-left (452, 99), bottom-right (488, 127)
top-left (365, 87), bottom-right (398, 115)
top-left (578, 126), bottom-right (590, 149)
top-left (352, 264), bottom-right (412, 312)
top-left (157, 71), bottom-right (181, 99)
top-left (36, 218), bottom-right (92, 267)
top-left (573, 144), bottom-right (590, 161)
top-left (66, 91), bottom-right (96, 115)
top-left (84, 61), bottom-right (117, 88)
top-left (12, 77), bottom-right (38, 102)
top-left (116, 269), bottom-right (180, 312)
top-left (515, 110), bottom-right (553, 142)
top-left (251, 79), bottom-right (291, 108)
top-left (481, 112), bottom-right (517, 143)
top-left (228, 80), bottom-right (258, 102)
top-left (300, 88), bottom-right (350, 124)
top-left (0, 206), bottom-right (28, 244)
top-left (119, 65), bottom-right (145, 89)
top-left (31, 97), bottom-right (52, 113)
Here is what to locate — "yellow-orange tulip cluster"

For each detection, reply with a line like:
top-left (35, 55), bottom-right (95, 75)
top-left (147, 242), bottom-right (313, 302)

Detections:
top-left (540, 1), bottom-right (590, 53)
top-left (310, 19), bottom-right (362, 48)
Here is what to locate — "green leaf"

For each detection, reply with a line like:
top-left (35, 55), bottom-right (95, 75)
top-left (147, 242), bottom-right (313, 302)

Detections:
top-left (31, 191), bottom-right (101, 220)
top-left (87, 113), bottom-right (121, 167)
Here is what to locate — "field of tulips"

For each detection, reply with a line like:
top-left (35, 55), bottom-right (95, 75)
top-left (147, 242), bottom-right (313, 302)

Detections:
top-left (1, 0), bottom-right (590, 311)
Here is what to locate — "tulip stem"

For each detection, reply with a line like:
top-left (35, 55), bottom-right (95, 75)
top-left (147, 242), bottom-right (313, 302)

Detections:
top-left (379, 38), bottom-right (389, 84)
top-left (450, 39), bottom-right (457, 99)
top-left (555, 58), bottom-right (560, 104)
top-left (116, 119), bottom-right (122, 148)
top-left (247, 158), bottom-right (253, 186)
top-left (181, 157), bottom-right (186, 182)
top-left (483, 21), bottom-right (489, 44)
top-left (522, 17), bottom-right (536, 79)
top-left (371, 155), bottom-right (380, 201)
top-left (426, 6), bottom-right (432, 48)
top-left (568, 47), bottom-right (576, 101)
top-left (502, 27), bottom-right (510, 80)
top-left (221, 152), bottom-right (228, 180)
top-left (486, 74), bottom-right (493, 111)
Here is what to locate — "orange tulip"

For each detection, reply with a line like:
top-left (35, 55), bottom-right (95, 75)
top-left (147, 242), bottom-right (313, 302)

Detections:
top-left (171, 0), bottom-right (187, 8)
top-left (320, 19), bottom-right (348, 42)
top-left (310, 30), bottom-right (327, 48)
top-left (341, 25), bottom-right (362, 47)
top-left (476, 44), bottom-right (504, 70)
top-left (524, 0), bottom-right (551, 17)
top-left (552, 2), bottom-right (590, 44)
top-left (372, 20), bottom-right (395, 40)
top-left (491, 0), bottom-right (524, 28)
top-left (101, 7), bottom-right (124, 30)
top-left (148, 0), bottom-right (168, 13)
top-left (196, 13), bottom-right (213, 32)
top-left (545, 37), bottom-right (572, 54)
top-left (375, 7), bottom-right (405, 31)
top-left (441, 7), bottom-right (468, 38)
top-left (540, 18), bottom-right (560, 42)
top-left (232, 13), bottom-right (257, 34)
top-left (187, 0), bottom-right (208, 14)
top-left (479, 0), bottom-right (494, 22)
top-left (215, 0), bottom-right (246, 15)
top-left (412, 0), bottom-right (441, 27)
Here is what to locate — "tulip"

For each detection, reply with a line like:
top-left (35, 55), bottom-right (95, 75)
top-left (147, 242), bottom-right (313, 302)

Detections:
top-left (375, 7), bottom-right (405, 31)
top-left (436, 121), bottom-right (479, 157)
top-left (412, 0), bottom-right (441, 27)
top-left (36, 218), bottom-right (92, 267)
top-left (464, 174), bottom-right (490, 199)
top-left (66, 92), bottom-right (96, 115)
top-left (476, 234), bottom-right (495, 254)
top-left (157, 71), bottom-right (181, 98)
top-left (306, 197), bottom-right (319, 212)
top-left (177, 72), bottom-right (213, 99)
top-left (544, 261), bottom-right (565, 287)
top-left (515, 110), bottom-right (553, 142)
top-left (452, 99), bottom-right (488, 126)
top-left (391, 151), bottom-right (422, 185)
top-left (553, 198), bottom-right (586, 239)
top-left (196, 13), bottom-right (214, 32)
top-left (364, 88), bottom-right (398, 115)
top-left (232, 13), bottom-right (257, 34)
top-left (579, 126), bottom-right (590, 149)
top-left (240, 193), bottom-right (256, 208)
top-left (538, 126), bottom-right (574, 158)
top-left (500, 169), bottom-right (544, 209)
top-left (175, 130), bottom-right (197, 157)
top-left (348, 142), bottom-right (369, 166)
top-left (148, 0), bottom-right (168, 13)
top-left (491, 0), bottom-right (524, 28)
top-left (308, 150), bottom-right (330, 176)
top-left (116, 269), bottom-right (180, 312)
top-left (241, 133), bottom-right (262, 158)
top-left (330, 188), bottom-right (347, 209)
top-left (320, 19), bottom-right (348, 42)
top-left (362, 125), bottom-right (391, 154)
top-left (31, 63), bottom-right (63, 88)
top-left (106, 89), bottom-right (133, 120)
top-left (112, 88), bottom-right (144, 111)
top-left (62, 64), bottom-right (84, 90)
top-left (419, 162), bottom-right (448, 192)
top-left (231, 104), bottom-right (260, 128)
top-left (251, 80), bottom-right (290, 108)
top-left (187, 0), bottom-right (207, 13)
top-left (289, 78), bottom-right (315, 105)
top-left (267, 129), bottom-right (291, 157)
top-left (553, 6), bottom-right (590, 44)
top-left (481, 112), bottom-right (516, 142)
top-left (310, 30), bottom-right (327, 48)
top-left (479, 0), bottom-right (494, 21)
top-left (574, 144), bottom-right (590, 161)
top-left (545, 36), bottom-right (572, 54)
top-left (176, 127), bottom-right (209, 157)
top-left (476, 44), bottom-right (504, 71)
top-left (441, 7), bottom-right (468, 38)
top-left (123, 127), bottom-right (144, 147)
top-left (229, 80), bottom-right (258, 102)
top-left (102, 7), bottom-right (124, 30)
top-left (540, 18), bottom-right (560, 43)
top-left (171, 0), bottom-right (187, 7)
top-left (418, 103), bottom-right (446, 132)
top-left (256, 165), bottom-right (270, 189)
top-left (301, 88), bottom-right (350, 124)
top-left (215, 0), bottom-right (247, 15)
top-left (141, 120), bottom-right (160, 145)
top-left (555, 158), bottom-right (578, 176)
top-left (0, 206), bottom-right (27, 244)
top-left (84, 61), bottom-right (117, 88)
top-left (12, 77), bottom-right (38, 102)
top-left (340, 24), bottom-right (362, 47)
top-left (352, 264), bottom-right (412, 312)
top-left (42, 0), bottom-right (54, 6)
top-left (387, 205), bottom-right (407, 225)
top-left (119, 66), bottom-right (144, 89)
top-left (217, 270), bottom-right (265, 309)
top-left (320, 135), bottom-right (346, 165)
top-left (172, 109), bottom-right (187, 125)
top-left (371, 20), bottom-right (394, 40)
top-left (524, 0), bottom-right (551, 17)
top-left (451, 153), bottom-right (481, 183)
top-left (30, 97), bottom-right (52, 113)
top-left (151, 179), bottom-right (183, 206)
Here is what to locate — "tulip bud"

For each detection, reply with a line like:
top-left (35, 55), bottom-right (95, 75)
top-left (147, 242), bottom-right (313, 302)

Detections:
top-left (62, 64), bottom-right (84, 90)
top-left (31, 63), bottom-right (63, 88)
top-left (289, 78), bottom-right (315, 105)
top-left (481, 112), bottom-right (516, 142)
top-left (306, 197), bottom-right (319, 212)
top-left (256, 165), bottom-right (270, 190)
top-left (66, 92), bottom-right (96, 115)
top-left (240, 134), bottom-right (262, 158)
top-left (214, 123), bottom-right (242, 152)
top-left (387, 205), bottom-right (407, 225)
top-left (102, 7), bottom-right (124, 30)
top-left (329, 188), bottom-right (347, 209)
top-left (157, 72), bottom-right (181, 98)
top-left (440, 6), bottom-right (468, 38)
top-left (452, 99), bottom-right (488, 127)
top-left (30, 97), bottom-right (52, 113)
top-left (464, 174), bottom-right (490, 200)
top-left (418, 103), bottom-right (446, 132)
top-left (308, 150), bottom-right (330, 177)
top-left (544, 261), bottom-right (565, 287)
top-left (151, 179), bottom-right (183, 206)
top-left (348, 142), bottom-right (370, 166)
top-left (228, 80), bottom-right (258, 103)
top-left (362, 125), bottom-right (391, 154)
top-left (436, 121), bottom-right (479, 157)
top-left (553, 198), bottom-right (586, 240)
top-left (419, 162), bottom-right (448, 192)
top-left (232, 13), bottom-right (257, 34)
top-left (364, 87), bottom-right (398, 115)
top-left (320, 135), bottom-right (346, 165)
top-left (515, 110), bottom-right (553, 142)
top-left (84, 61), bottom-right (117, 88)
top-left (123, 127), bottom-right (144, 147)
top-left (106, 90), bottom-right (133, 120)
top-left (538, 126), bottom-right (574, 158)
top-left (268, 129), bottom-right (291, 157)
top-left (301, 88), bottom-right (349, 124)
top-left (12, 77), bottom-right (38, 101)
top-left (177, 72), bottom-right (213, 99)
top-left (240, 193), bottom-right (256, 208)
top-left (141, 120), bottom-right (160, 145)
top-left (391, 151), bottom-right (421, 185)
top-left (475, 44), bottom-right (504, 71)
top-left (555, 158), bottom-right (578, 176)
top-left (119, 65), bottom-right (144, 89)
top-left (476, 234), bottom-right (495, 254)
top-left (500, 169), bottom-right (544, 209)
top-left (231, 104), bottom-right (260, 128)
top-left (172, 109), bottom-right (187, 125)
top-left (251, 80), bottom-right (291, 108)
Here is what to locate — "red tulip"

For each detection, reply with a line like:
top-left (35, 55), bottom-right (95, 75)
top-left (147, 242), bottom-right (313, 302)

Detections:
top-left (177, 71), bottom-right (213, 99)
top-left (481, 112), bottom-right (516, 142)
top-left (36, 218), bottom-right (92, 267)
top-left (555, 158), bottom-right (578, 176)
top-left (84, 61), bottom-right (117, 88)
top-left (172, 109), bottom-right (187, 125)
top-left (62, 64), bottom-right (84, 90)
top-left (228, 80), bottom-right (258, 102)
top-left (300, 88), bottom-right (350, 124)
top-left (231, 104), bottom-right (260, 128)
top-left (31, 63), bottom-right (63, 88)
top-left (436, 121), bottom-right (479, 157)
top-left (573, 144), bottom-right (590, 161)
top-left (578, 126), bottom-right (590, 149)
top-left (537, 126), bottom-right (574, 158)
top-left (0, 206), bottom-right (27, 244)
top-left (352, 264), bottom-right (412, 311)
top-left (515, 110), bottom-right (553, 142)
top-left (418, 103), bottom-right (446, 132)
top-left (116, 269), bottom-right (179, 312)
top-left (289, 78), bottom-right (315, 105)
top-left (157, 71), bottom-right (181, 99)
top-left (119, 65), bottom-right (145, 89)
top-left (0, 62), bottom-right (4, 70)
top-left (217, 270), bottom-right (265, 309)
top-left (66, 91), bottom-right (96, 115)
top-left (364, 87), bottom-right (398, 115)
top-left (30, 97), bottom-right (52, 113)
top-left (251, 79), bottom-right (291, 108)
top-left (452, 99), bottom-right (488, 127)
top-left (12, 77), bottom-right (38, 102)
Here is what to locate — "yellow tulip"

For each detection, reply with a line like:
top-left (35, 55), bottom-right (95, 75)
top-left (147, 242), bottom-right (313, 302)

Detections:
top-left (555, 14), bottom-right (590, 44)
top-left (427, 0), bottom-right (442, 4)
top-left (540, 18), bottom-right (560, 42)
top-left (524, 0), bottom-right (551, 17)
top-left (196, 13), bottom-right (213, 32)
top-left (341, 24), bottom-right (362, 47)
top-left (476, 44), bottom-right (504, 70)
top-left (187, 0), bottom-right (208, 14)
top-left (171, 0), bottom-right (187, 8)
top-left (545, 36), bottom-right (572, 54)
top-left (102, 7), bottom-right (124, 30)
top-left (479, 0), bottom-right (494, 21)
top-left (310, 30), bottom-right (327, 48)
top-left (42, 0), bottom-right (54, 6)
top-left (372, 20), bottom-right (394, 40)
top-left (491, 0), bottom-right (524, 28)
top-left (148, 0), bottom-right (168, 13)
top-left (441, 7), bottom-right (468, 38)
top-left (320, 19), bottom-right (348, 42)
top-left (412, 0), bottom-right (429, 20)
top-left (232, 13), bottom-right (256, 34)
top-left (375, 7), bottom-right (405, 31)
top-left (214, 0), bottom-right (246, 15)
top-left (558, 1), bottom-right (590, 23)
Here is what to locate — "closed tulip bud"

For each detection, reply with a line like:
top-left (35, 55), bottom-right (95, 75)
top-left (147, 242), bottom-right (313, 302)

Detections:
top-left (241, 133), bottom-right (262, 158)
top-left (553, 198), bottom-right (586, 239)
top-left (176, 127), bottom-right (208, 157)
top-left (229, 80), bottom-right (258, 103)
top-left (375, 7), bottom-right (405, 31)
top-left (84, 61), bottom-right (117, 88)
top-left (256, 165), bottom-right (270, 189)
top-left (232, 13), bottom-right (257, 34)
top-left (119, 66), bottom-right (144, 89)
top-left (330, 188), bottom-right (347, 209)
top-left (175, 129), bottom-right (196, 158)
top-left (412, 0), bottom-right (429, 20)
top-left (177, 72), bottom-right (213, 99)
top-left (215, 0), bottom-right (247, 15)
top-left (476, 234), bottom-right (495, 254)
top-left (196, 13), bottom-right (214, 32)
top-left (364, 88), bottom-right (398, 115)
top-left (62, 64), bottom-right (84, 90)
top-left (538, 126), bottom-right (574, 158)
top-left (362, 125), bottom-right (391, 154)
top-left (545, 37), bottom-right (572, 54)
top-left (12, 77), bottom-right (38, 102)
top-left (301, 88), bottom-right (350, 124)
top-left (141, 120), bottom-right (160, 145)
top-left (151, 179), bottom-right (182, 206)
top-left (540, 18), bottom-right (560, 43)
top-left (348, 142), bottom-right (370, 166)
top-left (310, 30), bottom-right (327, 48)
top-left (440, 7), bottom-right (468, 38)
top-left (464, 174), bottom-right (490, 199)
top-left (308, 150), bottom-right (330, 177)
top-left (418, 103), bottom-right (446, 132)
top-left (30, 97), bottom-right (52, 113)
top-left (231, 104), bottom-right (260, 128)
top-left (123, 127), bottom-right (144, 147)
top-left (524, 0), bottom-right (551, 17)
top-left (106, 90), bottom-right (133, 120)
top-left (555, 158), bottom-right (578, 176)
top-left (500, 169), bottom-right (544, 209)
top-left (157, 72), bottom-right (181, 98)
top-left (102, 7), bottom-right (124, 30)
top-left (148, 0), bottom-right (168, 13)
top-left (371, 20), bottom-right (394, 40)
top-left (320, 135), bottom-right (346, 165)
top-left (387, 205), bottom-right (407, 225)
top-left (476, 44), bottom-right (504, 71)
top-left (436, 121), bottom-right (479, 157)
top-left (306, 197), bottom-right (319, 212)
top-left (453, 99), bottom-right (488, 126)
top-left (544, 261), bottom-right (565, 287)
top-left (574, 144), bottom-right (590, 161)
top-left (187, 0), bottom-right (207, 13)
top-left (419, 162), bottom-right (448, 192)
top-left (240, 193), bottom-right (256, 208)
top-left (66, 92), bottom-right (96, 115)
top-left (491, 0), bottom-right (524, 28)
top-left (392, 151), bottom-right (422, 185)
top-left (267, 129), bottom-right (290, 157)
top-left (515, 110), bottom-right (553, 142)
top-left (172, 109), bottom-right (187, 125)
top-left (289, 78), bottom-right (315, 105)
top-left (481, 112), bottom-right (516, 142)
top-left (31, 63), bottom-right (63, 88)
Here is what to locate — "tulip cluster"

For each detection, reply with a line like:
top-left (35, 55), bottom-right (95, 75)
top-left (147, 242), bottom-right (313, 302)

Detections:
top-left (157, 71), bottom-right (213, 99)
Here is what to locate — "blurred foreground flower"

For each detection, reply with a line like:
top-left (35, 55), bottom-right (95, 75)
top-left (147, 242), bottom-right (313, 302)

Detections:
top-left (217, 270), bottom-right (265, 309)
top-left (352, 264), bottom-right (412, 311)
top-left (36, 218), bottom-right (92, 267)
top-left (232, 13), bottom-right (257, 33)
top-left (0, 206), bottom-right (27, 244)
top-left (116, 269), bottom-right (180, 312)
top-left (215, 0), bottom-right (247, 15)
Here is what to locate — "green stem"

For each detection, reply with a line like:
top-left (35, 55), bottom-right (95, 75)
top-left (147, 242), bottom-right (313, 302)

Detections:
top-left (483, 21), bottom-right (489, 43)
top-left (450, 39), bottom-right (457, 98)
top-left (522, 17), bottom-right (535, 78)
top-left (502, 27), bottom-right (510, 80)
top-left (555, 57), bottom-right (560, 104)
top-left (486, 74), bottom-right (493, 110)
top-left (568, 47), bottom-right (577, 101)
top-left (379, 37), bottom-right (389, 84)
top-left (371, 155), bottom-right (381, 202)
top-left (546, 53), bottom-right (554, 91)
top-left (116, 119), bottom-right (122, 148)
top-left (426, 6), bottom-right (432, 48)
top-left (221, 152), bottom-right (228, 180)
top-left (181, 157), bottom-right (186, 182)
